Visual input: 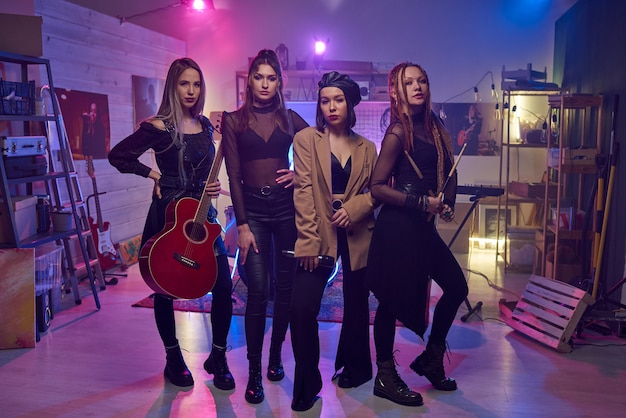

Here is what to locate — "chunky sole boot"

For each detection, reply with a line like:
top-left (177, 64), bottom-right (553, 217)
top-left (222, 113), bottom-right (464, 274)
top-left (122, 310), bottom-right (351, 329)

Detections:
top-left (203, 345), bottom-right (235, 390)
top-left (373, 359), bottom-right (423, 407)
top-left (245, 358), bottom-right (264, 404)
top-left (267, 345), bottom-right (284, 382)
top-left (410, 342), bottom-right (457, 391)
top-left (164, 345), bottom-right (194, 387)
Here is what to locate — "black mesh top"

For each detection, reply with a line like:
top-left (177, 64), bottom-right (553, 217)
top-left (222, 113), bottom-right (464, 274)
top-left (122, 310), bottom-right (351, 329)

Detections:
top-left (370, 114), bottom-right (457, 209)
top-left (222, 105), bottom-right (308, 225)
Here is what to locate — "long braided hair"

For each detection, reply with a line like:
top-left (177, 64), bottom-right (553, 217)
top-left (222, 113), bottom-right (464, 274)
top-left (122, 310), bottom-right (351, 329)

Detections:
top-left (388, 62), bottom-right (454, 192)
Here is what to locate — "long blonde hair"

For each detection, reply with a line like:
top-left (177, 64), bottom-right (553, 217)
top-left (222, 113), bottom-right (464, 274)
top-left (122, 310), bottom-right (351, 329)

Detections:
top-left (388, 62), bottom-right (454, 191)
top-left (155, 57), bottom-right (206, 145)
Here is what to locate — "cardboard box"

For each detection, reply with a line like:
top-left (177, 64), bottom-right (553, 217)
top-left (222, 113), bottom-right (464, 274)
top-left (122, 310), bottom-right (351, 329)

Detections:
top-left (0, 195), bottom-right (37, 242)
top-left (509, 181), bottom-right (557, 198)
top-left (0, 13), bottom-right (43, 57)
top-left (0, 248), bottom-right (36, 349)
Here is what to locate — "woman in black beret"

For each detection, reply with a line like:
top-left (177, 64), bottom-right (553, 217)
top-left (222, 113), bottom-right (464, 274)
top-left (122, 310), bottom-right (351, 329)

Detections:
top-left (289, 71), bottom-right (379, 411)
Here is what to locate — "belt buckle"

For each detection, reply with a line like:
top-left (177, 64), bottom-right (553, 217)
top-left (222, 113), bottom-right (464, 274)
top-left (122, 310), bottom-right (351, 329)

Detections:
top-left (260, 185), bottom-right (272, 196)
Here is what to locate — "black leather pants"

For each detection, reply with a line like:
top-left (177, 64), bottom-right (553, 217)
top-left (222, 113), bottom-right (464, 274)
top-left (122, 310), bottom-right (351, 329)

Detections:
top-left (242, 187), bottom-right (297, 359)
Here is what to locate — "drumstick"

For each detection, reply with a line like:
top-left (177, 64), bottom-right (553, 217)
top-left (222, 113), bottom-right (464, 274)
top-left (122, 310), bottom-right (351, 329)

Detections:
top-left (437, 142), bottom-right (467, 200)
top-left (429, 142), bottom-right (467, 221)
top-left (404, 150), bottom-right (424, 179)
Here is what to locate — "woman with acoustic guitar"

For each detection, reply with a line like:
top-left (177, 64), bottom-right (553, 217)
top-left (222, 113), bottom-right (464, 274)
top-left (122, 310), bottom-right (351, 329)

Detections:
top-left (221, 49), bottom-right (308, 404)
top-left (108, 58), bottom-right (235, 390)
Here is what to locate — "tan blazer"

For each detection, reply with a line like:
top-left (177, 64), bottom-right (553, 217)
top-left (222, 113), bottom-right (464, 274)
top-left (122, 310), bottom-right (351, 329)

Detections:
top-left (293, 126), bottom-right (378, 271)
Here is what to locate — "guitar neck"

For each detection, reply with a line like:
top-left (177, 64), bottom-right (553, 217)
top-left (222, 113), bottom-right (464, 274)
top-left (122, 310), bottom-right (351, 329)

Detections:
top-left (195, 142), bottom-right (224, 224)
top-left (90, 177), bottom-right (105, 229)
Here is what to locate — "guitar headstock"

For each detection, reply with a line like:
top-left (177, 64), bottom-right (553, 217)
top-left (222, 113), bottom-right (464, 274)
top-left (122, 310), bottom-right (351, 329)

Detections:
top-left (86, 155), bottom-right (95, 179)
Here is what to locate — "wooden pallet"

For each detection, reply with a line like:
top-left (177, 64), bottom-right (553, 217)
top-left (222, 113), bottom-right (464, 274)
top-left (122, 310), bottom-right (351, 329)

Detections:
top-left (500, 275), bottom-right (594, 353)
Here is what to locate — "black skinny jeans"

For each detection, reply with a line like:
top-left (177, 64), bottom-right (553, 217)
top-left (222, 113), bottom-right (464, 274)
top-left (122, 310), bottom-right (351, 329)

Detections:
top-left (242, 187), bottom-right (297, 360)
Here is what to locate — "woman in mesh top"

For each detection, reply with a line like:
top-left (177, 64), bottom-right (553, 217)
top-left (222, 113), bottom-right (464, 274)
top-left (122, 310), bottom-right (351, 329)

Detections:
top-left (221, 49), bottom-right (308, 404)
top-left (366, 62), bottom-right (468, 407)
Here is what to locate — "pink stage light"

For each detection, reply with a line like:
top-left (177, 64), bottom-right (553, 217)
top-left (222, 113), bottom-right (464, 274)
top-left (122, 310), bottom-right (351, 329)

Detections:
top-left (314, 40), bottom-right (327, 56)
top-left (189, 0), bottom-right (212, 12)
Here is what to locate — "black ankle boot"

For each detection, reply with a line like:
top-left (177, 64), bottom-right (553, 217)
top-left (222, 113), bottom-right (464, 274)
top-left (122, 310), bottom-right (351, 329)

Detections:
top-left (245, 356), bottom-right (264, 404)
top-left (164, 345), bottom-right (194, 387)
top-left (410, 341), bottom-right (457, 391)
top-left (203, 344), bottom-right (235, 390)
top-left (267, 343), bottom-right (284, 382)
top-left (373, 359), bottom-right (423, 406)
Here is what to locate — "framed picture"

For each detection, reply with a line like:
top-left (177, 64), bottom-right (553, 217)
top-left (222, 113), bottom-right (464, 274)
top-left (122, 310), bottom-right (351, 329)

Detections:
top-left (56, 88), bottom-right (110, 160)
top-left (478, 204), bottom-right (516, 239)
top-left (431, 102), bottom-right (501, 156)
top-left (132, 75), bottom-right (164, 127)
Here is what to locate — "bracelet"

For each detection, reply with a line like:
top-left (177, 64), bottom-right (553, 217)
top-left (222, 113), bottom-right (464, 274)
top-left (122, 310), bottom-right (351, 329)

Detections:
top-left (420, 195), bottom-right (430, 212)
top-left (405, 194), bottom-right (431, 212)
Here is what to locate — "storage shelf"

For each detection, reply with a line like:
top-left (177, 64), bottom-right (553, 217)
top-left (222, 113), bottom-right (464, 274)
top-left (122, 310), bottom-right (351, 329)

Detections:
top-left (0, 114), bottom-right (56, 122)
top-left (5, 171), bottom-right (70, 185)
top-left (0, 50), bottom-right (102, 310)
top-left (540, 94), bottom-right (603, 282)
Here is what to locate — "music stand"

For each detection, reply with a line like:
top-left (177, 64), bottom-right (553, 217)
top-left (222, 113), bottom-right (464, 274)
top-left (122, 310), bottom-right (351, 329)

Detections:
top-left (446, 187), bottom-right (500, 322)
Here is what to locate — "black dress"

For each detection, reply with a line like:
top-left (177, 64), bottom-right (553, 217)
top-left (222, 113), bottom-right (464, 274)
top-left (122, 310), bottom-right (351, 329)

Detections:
top-left (365, 116), bottom-right (464, 337)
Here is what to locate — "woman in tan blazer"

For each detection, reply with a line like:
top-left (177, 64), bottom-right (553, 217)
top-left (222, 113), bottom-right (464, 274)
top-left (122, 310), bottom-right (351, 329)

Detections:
top-left (289, 71), bottom-right (378, 412)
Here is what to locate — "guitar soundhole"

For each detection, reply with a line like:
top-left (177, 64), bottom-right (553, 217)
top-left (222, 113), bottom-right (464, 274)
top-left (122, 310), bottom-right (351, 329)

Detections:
top-left (184, 221), bottom-right (207, 242)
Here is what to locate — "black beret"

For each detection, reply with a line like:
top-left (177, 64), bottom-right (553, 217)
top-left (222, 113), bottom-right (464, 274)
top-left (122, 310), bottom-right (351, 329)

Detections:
top-left (318, 71), bottom-right (361, 106)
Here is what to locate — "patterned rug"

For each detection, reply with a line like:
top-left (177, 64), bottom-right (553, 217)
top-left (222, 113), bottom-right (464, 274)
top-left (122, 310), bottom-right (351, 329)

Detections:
top-left (132, 272), bottom-right (382, 324)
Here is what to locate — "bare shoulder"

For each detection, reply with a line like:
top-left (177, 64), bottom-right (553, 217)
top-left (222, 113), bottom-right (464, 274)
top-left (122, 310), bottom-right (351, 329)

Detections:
top-left (149, 118), bottom-right (167, 131)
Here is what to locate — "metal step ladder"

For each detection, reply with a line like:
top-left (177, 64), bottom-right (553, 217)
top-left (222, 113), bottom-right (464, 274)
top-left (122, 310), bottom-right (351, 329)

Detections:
top-left (41, 86), bottom-right (105, 306)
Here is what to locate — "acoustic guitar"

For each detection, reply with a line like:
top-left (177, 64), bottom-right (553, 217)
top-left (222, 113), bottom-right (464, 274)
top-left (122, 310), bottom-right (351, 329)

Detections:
top-left (86, 156), bottom-right (118, 272)
top-left (139, 142), bottom-right (224, 299)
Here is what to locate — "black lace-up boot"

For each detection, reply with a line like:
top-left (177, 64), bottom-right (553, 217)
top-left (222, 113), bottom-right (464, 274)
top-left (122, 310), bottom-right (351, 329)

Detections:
top-left (245, 356), bottom-right (264, 404)
top-left (164, 344), bottom-right (194, 387)
top-left (267, 343), bottom-right (284, 382)
top-left (373, 359), bottom-right (423, 406)
top-left (203, 343), bottom-right (235, 390)
top-left (410, 341), bottom-right (457, 391)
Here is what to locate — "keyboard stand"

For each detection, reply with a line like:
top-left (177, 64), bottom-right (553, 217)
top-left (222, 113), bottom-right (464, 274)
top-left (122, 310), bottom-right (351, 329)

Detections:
top-left (447, 191), bottom-right (485, 322)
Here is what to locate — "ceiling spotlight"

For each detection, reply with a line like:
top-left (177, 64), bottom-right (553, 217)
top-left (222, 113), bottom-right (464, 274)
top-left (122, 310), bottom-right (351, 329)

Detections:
top-left (119, 0), bottom-right (214, 24)
top-left (188, 0), bottom-right (213, 12)
top-left (314, 39), bottom-right (328, 56)
top-left (313, 37), bottom-right (329, 70)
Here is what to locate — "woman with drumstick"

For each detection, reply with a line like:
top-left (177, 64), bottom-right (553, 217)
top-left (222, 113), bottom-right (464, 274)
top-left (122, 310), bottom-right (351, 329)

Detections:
top-left (366, 62), bottom-right (468, 407)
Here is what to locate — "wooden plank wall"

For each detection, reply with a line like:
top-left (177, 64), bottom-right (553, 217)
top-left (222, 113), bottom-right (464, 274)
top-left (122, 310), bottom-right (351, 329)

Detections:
top-left (33, 0), bottom-right (186, 244)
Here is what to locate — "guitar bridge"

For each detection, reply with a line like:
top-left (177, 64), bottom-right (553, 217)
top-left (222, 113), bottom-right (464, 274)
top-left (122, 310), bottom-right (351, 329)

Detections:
top-left (173, 253), bottom-right (200, 270)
